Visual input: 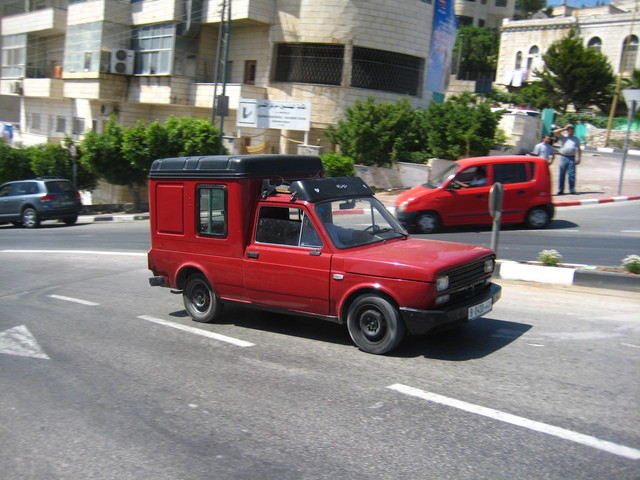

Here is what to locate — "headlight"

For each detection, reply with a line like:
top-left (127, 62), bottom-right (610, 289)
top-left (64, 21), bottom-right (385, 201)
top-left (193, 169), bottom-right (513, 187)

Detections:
top-left (398, 201), bottom-right (409, 212)
top-left (436, 275), bottom-right (449, 292)
top-left (484, 258), bottom-right (495, 273)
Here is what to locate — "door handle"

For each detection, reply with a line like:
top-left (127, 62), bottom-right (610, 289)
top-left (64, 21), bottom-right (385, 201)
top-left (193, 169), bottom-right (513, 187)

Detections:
top-left (309, 250), bottom-right (322, 256)
top-left (247, 251), bottom-right (259, 259)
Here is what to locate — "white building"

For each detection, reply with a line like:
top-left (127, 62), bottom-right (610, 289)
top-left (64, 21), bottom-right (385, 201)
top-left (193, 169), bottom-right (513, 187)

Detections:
top-left (496, 1), bottom-right (640, 90)
top-left (1, 0), bottom-right (451, 156)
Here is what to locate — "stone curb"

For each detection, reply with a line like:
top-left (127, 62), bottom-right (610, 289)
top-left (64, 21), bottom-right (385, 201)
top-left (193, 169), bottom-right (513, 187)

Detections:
top-left (496, 260), bottom-right (640, 292)
top-left (79, 213), bottom-right (150, 223)
top-left (553, 195), bottom-right (640, 207)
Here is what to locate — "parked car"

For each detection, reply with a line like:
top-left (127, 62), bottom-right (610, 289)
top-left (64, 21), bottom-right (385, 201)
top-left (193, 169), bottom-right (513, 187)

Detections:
top-left (396, 155), bottom-right (554, 233)
top-left (0, 178), bottom-right (82, 228)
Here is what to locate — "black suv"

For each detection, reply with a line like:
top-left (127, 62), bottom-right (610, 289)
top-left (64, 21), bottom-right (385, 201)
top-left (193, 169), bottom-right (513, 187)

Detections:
top-left (0, 178), bottom-right (82, 228)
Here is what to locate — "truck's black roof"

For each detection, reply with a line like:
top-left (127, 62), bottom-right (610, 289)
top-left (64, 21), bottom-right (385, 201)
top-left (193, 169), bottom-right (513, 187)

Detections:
top-left (288, 177), bottom-right (374, 202)
top-left (149, 154), bottom-right (324, 179)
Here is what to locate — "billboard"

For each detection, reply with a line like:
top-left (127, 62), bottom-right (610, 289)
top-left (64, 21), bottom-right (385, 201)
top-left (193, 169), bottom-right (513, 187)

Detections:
top-left (237, 99), bottom-right (311, 131)
top-left (425, 0), bottom-right (458, 98)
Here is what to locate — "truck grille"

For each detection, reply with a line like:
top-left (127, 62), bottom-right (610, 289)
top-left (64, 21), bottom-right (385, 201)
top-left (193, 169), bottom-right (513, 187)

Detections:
top-left (443, 257), bottom-right (493, 303)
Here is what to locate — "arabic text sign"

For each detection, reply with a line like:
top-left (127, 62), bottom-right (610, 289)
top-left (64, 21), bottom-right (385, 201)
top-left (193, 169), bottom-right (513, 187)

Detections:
top-left (237, 99), bottom-right (311, 131)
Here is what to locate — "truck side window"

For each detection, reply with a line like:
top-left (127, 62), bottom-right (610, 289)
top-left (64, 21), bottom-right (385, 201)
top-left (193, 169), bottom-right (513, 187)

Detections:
top-left (198, 186), bottom-right (227, 237)
top-left (256, 206), bottom-right (322, 248)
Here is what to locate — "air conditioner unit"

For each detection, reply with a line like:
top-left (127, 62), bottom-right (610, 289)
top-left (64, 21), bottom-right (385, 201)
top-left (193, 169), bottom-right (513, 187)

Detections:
top-left (110, 49), bottom-right (135, 75)
top-left (10, 81), bottom-right (22, 94)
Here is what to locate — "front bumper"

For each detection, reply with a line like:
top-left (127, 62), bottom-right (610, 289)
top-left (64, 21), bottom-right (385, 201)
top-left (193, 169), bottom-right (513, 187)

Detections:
top-left (400, 283), bottom-right (502, 335)
top-left (395, 210), bottom-right (418, 228)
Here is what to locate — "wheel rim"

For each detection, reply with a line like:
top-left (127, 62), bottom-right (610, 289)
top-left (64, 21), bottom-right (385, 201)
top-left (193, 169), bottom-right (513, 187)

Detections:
top-left (22, 210), bottom-right (36, 227)
top-left (190, 283), bottom-right (211, 313)
top-left (529, 209), bottom-right (548, 227)
top-left (417, 214), bottom-right (436, 233)
top-left (357, 307), bottom-right (386, 343)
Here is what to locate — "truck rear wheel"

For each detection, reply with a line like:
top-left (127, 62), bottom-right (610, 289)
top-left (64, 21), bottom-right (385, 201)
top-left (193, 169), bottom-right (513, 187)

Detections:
top-left (347, 294), bottom-right (406, 354)
top-left (183, 273), bottom-right (222, 323)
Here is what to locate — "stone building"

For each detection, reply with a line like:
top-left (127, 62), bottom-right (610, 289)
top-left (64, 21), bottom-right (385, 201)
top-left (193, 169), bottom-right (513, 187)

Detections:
top-left (496, 0), bottom-right (640, 90)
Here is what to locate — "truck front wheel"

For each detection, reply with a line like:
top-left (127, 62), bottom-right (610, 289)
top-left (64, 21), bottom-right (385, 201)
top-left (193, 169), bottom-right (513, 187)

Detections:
top-left (347, 294), bottom-right (406, 354)
top-left (183, 273), bottom-right (222, 323)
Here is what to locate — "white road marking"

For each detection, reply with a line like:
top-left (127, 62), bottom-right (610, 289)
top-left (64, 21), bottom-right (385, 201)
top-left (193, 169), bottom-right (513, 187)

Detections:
top-left (49, 294), bottom-right (100, 306)
top-left (387, 383), bottom-right (640, 461)
top-left (621, 343), bottom-right (640, 349)
top-left (1, 249), bottom-right (145, 256)
top-left (137, 315), bottom-right (254, 348)
top-left (0, 325), bottom-right (50, 360)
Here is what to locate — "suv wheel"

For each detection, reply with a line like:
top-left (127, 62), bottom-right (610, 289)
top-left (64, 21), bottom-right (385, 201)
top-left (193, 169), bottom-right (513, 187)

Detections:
top-left (63, 216), bottom-right (78, 226)
top-left (21, 208), bottom-right (41, 228)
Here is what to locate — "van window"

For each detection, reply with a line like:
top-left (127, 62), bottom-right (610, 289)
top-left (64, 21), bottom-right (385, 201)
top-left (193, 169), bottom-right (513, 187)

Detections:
top-left (256, 206), bottom-right (322, 248)
top-left (493, 163), bottom-right (532, 184)
top-left (198, 186), bottom-right (227, 237)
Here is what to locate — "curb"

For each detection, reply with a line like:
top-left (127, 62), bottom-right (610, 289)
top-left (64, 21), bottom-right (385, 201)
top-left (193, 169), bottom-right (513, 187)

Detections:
top-left (79, 213), bottom-right (150, 223)
top-left (553, 195), bottom-right (640, 207)
top-left (496, 260), bottom-right (640, 292)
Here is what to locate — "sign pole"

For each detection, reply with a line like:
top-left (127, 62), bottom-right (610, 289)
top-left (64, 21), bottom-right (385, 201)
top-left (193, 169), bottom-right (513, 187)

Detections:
top-left (489, 182), bottom-right (503, 256)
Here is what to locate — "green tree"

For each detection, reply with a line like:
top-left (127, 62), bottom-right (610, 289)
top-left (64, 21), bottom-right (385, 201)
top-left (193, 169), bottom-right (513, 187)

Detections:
top-left (518, 0), bottom-right (546, 18)
top-left (80, 119), bottom-right (148, 210)
top-left (324, 98), bottom-right (426, 166)
top-left (423, 94), bottom-right (501, 159)
top-left (0, 142), bottom-right (33, 184)
top-left (26, 142), bottom-right (98, 191)
top-left (455, 26), bottom-right (500, 78)
top-left (535, 29), bottom-right (615, 113)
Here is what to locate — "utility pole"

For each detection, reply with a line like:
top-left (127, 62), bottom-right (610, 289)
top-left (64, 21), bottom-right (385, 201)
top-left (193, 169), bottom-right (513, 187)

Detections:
top-left (211, 0), bottom-right (232, 153)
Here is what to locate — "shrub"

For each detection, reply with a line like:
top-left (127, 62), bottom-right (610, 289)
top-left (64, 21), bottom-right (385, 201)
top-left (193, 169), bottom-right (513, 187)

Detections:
top-left (538, 249), bottom-right (562, 266)
top-left (321, 153), bottom-right (355, 177)
top-left (622, 254), bottom-right (640, 274)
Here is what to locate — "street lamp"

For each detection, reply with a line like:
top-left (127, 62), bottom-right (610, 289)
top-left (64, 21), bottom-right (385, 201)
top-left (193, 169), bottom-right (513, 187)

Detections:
top-left (618, 89), bottom-right (640, 195)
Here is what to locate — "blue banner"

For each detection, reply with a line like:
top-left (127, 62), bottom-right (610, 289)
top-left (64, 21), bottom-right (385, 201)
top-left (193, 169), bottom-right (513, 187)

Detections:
top-left (426, 0), bottom-right (458, 98)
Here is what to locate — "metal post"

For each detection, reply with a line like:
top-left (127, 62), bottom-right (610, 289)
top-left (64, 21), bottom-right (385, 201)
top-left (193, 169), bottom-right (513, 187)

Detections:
top-left (618, 99), bottom-right (636, 195)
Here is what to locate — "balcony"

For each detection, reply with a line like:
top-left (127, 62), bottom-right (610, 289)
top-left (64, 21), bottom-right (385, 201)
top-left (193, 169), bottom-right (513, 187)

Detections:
top-left (1, 7), bottom-right (67, 35)
top-left (23, 77), bottom-right (65, 98)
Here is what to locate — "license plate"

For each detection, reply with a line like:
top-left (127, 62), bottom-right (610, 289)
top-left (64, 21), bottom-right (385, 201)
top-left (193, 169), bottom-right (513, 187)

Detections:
top-left (468, 298), bottom-right (492, 320)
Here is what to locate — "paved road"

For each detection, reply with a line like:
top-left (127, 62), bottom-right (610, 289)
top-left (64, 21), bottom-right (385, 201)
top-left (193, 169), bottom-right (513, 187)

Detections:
top-left (1, 248), bottom-right (639, 479)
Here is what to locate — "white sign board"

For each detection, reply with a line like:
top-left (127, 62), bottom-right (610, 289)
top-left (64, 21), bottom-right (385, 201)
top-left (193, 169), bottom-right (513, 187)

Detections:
top-left (237, 98), bottom-right (311, 131)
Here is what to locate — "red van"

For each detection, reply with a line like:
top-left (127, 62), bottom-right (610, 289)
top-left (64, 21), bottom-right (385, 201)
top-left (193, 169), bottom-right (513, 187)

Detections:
top-left (147, 155), bottom-right (501, 354)
top-left (395, 155), bottom-right (554, 233)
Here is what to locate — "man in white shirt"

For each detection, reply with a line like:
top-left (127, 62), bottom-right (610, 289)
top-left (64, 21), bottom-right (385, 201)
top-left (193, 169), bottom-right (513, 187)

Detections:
top-left (553, 124), bottom-right (581, 195)
top-left (532, 135), bottom-right (555, 164)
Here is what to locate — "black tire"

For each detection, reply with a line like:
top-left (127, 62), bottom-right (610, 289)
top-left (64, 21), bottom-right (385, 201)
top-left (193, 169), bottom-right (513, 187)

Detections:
top-left (63, 215), bottom-right (78, 226)
top-left (415, 211), bottom-right (440, 234)
top-left (525, 206), bottom-right (550, 229)
top-left (347, 294), bottom-right (406, 354)
top-left (183, 273), bottom-right (222, 323)
top-left (21, 208), bottom-right (40, 228)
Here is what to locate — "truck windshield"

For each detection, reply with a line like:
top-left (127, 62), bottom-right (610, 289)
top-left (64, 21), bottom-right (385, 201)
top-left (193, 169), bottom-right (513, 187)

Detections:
top-left (422, 163), bottom-right (459, 189)
top-left (316, 197), bottom-right (408, 249)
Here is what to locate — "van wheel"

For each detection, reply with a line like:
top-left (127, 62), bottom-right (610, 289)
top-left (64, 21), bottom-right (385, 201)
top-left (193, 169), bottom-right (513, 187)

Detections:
top-left (21, 208), bottom-right (40, 228)
top-left (183, 273), bottom-right (222, 323)
top-left (525, 206), bottom-right (550, 228)
top-left (63, 215), bottom-right (78, 226)
top-left (347, 294), bottom-right (406, 354)
top-left (415, 212), bottom-right (440, 234)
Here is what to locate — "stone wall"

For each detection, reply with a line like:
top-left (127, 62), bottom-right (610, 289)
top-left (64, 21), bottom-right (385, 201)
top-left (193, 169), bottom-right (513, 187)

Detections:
top-left (586, 127), bottom-right (640, 148)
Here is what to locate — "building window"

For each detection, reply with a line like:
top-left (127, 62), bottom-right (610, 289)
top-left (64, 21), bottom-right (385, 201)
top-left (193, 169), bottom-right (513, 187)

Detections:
top-left (587, 37), bottom-right (602, 53)
top-left (527, 46), bottom-right (539, 71)
top-left (1, 33), bottom-right (26, 78)
top-left (274, 43), bottom-right (344, 86)
top-left (515, 51), bottom-right (523, 70)
top-left (620, 35), bottom-right (638, 73)
top-left (133, 23), bottom-right (174, 75)
top-left (27, 113), bottom-right (42, 132)
top-left (244, 60), bottom-right (256, 85)
top-left (72, 117), bottom-right (84, 135)
top-left (351, 47), bottom-right (423, 96)
top-left (56, 117), bottom-right (66, 133)
top-left (456, 16), bottom-right (473, 26)
top-left (495, 0), bottom-right (507, 6)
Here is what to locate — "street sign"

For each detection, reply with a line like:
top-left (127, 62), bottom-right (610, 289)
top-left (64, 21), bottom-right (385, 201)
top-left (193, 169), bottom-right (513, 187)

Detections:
top-left (237, 98), bottom-right (311, 131)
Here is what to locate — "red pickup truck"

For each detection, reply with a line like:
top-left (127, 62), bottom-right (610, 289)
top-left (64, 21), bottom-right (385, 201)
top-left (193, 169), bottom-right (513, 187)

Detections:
top-left (148, 154), bottom-right (501, 354)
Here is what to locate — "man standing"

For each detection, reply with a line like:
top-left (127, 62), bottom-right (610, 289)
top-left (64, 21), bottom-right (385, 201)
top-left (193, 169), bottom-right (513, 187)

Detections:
top-left (553, 124), bottom-right (581, 195)
top-left (532, 135), bottom-right (555, 164)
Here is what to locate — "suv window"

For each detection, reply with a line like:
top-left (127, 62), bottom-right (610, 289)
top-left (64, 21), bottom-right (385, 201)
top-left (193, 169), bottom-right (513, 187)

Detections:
top-left (46, 180), bottom-right (75, 194)
top-left (13, 182), bottom-right (39, 195)
top-left (493, 162), bottom-right (533, 184)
